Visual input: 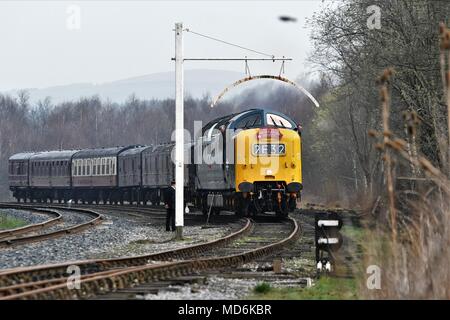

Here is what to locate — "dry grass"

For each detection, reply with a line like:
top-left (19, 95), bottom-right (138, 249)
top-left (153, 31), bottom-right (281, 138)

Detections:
top-left (361, 23), bottom-right (450, 299)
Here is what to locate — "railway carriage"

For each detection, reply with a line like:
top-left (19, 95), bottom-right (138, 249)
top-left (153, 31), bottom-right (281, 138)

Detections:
top-left (71, 146), bottom-right (138, 204)
top-left (29, 150), bottom-right (79, 202)
top-left (141, 142), bottom-right (193, 205)
top-left (8, 152), bottom-right (38, 202)
top-left (118, 145), bottom-right (151, 204)
top-left (8, 108), bottom-right (303, 217)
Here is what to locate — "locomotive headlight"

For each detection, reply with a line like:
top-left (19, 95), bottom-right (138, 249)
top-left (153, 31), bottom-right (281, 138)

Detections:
top-left (266, 169), bottom-right (273, 175)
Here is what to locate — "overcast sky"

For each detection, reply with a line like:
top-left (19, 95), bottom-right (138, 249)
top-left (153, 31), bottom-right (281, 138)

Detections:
top-left (0, 1), bottom-right (327, 91)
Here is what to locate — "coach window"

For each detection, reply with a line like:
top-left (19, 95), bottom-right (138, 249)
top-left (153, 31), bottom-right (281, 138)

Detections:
top-left (106, 159), bottom-right (110, 175)
top-left (86, 160), bottom-right (90, 175)
top-left (112, 159), bottom-right (116, 175)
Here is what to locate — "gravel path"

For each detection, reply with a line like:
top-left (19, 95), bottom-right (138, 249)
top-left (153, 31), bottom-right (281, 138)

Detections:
top-left (0, 211), bottom-right (235, 269)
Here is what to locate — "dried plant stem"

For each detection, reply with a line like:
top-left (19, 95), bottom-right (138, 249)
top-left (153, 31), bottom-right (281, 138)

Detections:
top-left (380, 70), bottom-right (397, 249)
top-left (440, 23), bottom-right (450, 176)
top-left (447, 69), bottom-right (450, 174)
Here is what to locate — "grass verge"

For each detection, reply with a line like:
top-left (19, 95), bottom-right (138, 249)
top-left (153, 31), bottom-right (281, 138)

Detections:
top-left (249, 277), bottom-right (358, 300)
top-left (0, 214), bottom-right (27, 230)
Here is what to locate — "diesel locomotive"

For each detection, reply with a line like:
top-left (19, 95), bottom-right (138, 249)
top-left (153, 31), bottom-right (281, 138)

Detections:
top-left (8, 108), bottom-right (302, 217)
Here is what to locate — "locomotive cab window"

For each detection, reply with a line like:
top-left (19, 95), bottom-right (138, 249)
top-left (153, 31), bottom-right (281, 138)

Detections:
top-left (266, 113), bottom-right (293, 128)
top-left (236, 114), bottom-right (261, 129)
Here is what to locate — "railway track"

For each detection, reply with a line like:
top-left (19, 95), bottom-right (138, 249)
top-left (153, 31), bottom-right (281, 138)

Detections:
top-left (0, 203), bottom-right (103, 248)
top-left (99, 216), bottom-right (307, 299)
top-left (0, 205), bottom-right (62, 239)
top-left (0, 216), bottom-right (299, 300)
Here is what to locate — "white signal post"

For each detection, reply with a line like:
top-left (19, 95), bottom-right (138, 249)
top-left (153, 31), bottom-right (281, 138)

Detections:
top-left (174, 22), bottom-right (184, 239)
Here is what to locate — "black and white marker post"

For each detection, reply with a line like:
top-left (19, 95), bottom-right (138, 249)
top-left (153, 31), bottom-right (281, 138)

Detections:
top-left (315, 211), bottom-right (343, 275)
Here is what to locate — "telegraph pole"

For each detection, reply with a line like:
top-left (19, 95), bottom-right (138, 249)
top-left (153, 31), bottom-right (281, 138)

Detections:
top-left (174, 22), bottom-right (184, 239)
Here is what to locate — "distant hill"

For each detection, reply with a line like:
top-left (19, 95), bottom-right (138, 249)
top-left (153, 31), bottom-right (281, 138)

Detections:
top-left (4, 69), bottom-right (247, 104)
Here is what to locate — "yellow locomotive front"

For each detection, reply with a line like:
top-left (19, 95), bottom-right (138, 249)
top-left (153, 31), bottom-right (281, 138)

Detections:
top-left (194, 109), bottom-right (302, 218)
top-left (235, 125), bottom-right (302, 217)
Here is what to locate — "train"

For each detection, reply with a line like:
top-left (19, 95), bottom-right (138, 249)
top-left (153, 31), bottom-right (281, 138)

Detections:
top-left (8, 108), bottom-right (303, 217)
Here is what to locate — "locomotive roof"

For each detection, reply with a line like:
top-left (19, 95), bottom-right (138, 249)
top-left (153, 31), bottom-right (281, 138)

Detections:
top-left (147, 143), bottom-right (173, 153)
top-left (202, 108), bottom-right (297, 132)
top-left (142, 142), bottom-right (194, 154)
top-left (30, 150), bottom-right (80, 161)
top-left (72, 146), bottom-right (139, 159)
top-left (9, 152), bottom-right (39, 161)
top-left (119, 145), bottom-right (152, 157)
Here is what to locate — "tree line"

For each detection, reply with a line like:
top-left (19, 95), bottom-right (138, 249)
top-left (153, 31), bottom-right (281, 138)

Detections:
top-left (0, 81), bottom-right (323, 200)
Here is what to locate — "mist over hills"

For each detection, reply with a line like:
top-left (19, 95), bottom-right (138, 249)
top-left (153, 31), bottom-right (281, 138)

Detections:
top-left (4, 69), bottom-right (248, 104)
